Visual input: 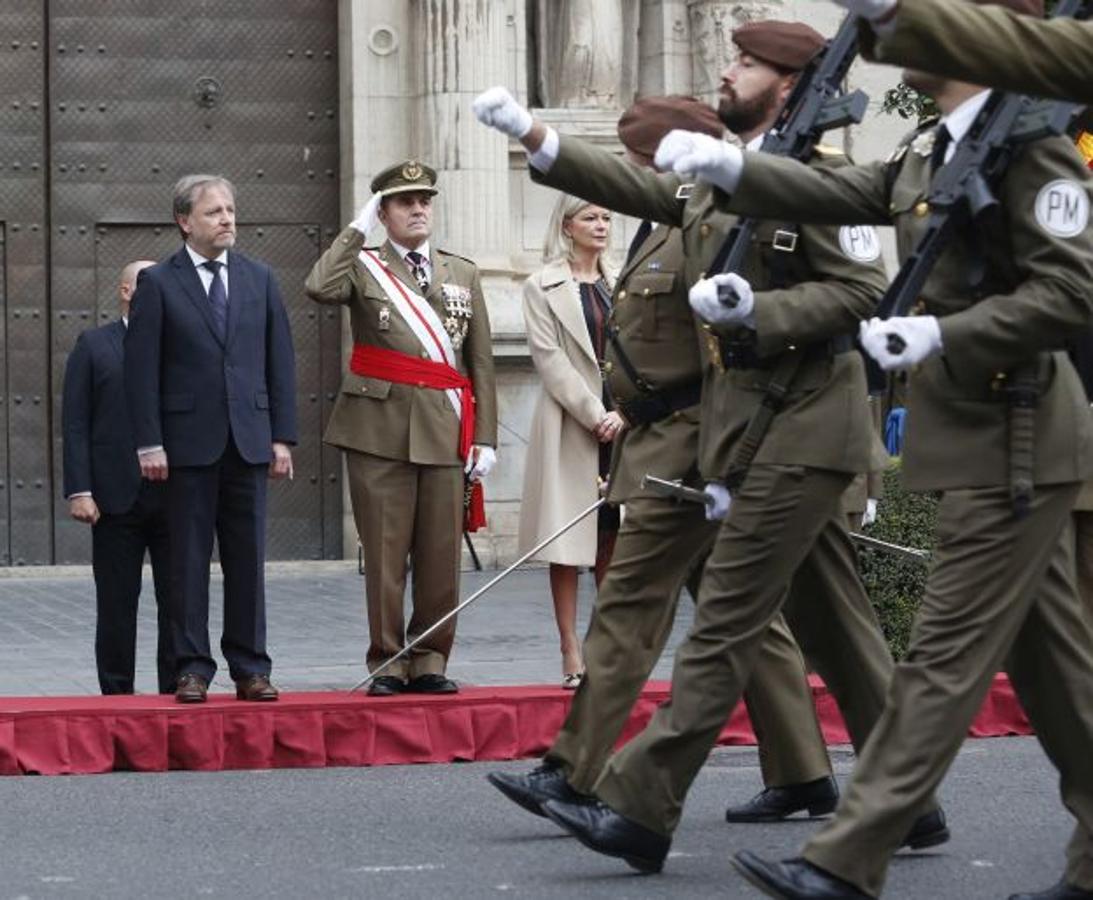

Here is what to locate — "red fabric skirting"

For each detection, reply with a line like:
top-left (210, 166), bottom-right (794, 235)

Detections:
top-left (0, 673), bottom-right (1029, 776)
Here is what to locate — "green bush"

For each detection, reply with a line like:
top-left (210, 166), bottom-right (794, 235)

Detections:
top-left (857, 463), bottom-right (937, 659)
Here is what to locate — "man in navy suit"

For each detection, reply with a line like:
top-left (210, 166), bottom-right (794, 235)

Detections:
top-left (125, 174), bottom-right (297, 704)
top-left (62, 259), bottom-right (174, 695)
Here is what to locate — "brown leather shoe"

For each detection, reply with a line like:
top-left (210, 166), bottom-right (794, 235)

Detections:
top-left (235, 674), bottom-right (279, 701)
top-left (175, 673), bottom-right (209, 704)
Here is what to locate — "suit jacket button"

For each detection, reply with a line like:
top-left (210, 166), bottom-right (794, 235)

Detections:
top-left (914, 201), bottom-right (930, 217)
top-left (361, 386), bottom-right (368, 393)
top-left (618, 289), bottom-right (627, 300)
top-left (700, 223), bottom-right (711, 237)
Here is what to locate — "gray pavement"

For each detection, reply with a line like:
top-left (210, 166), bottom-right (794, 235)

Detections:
top-left (0, 562), bottom-right (693, 695)
top-left (0, 737), bottom-right (1076, 899)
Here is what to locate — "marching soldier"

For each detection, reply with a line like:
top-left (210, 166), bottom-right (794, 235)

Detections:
top-left (474, 19), bottom-right (946, 873)
top-left (829, 0), bottom-right (1093, 104)
top-left (489, 94), bottom-right (843, 829)
top-left (305, 161), bottom-right (498, 696)
top-left (641, 1), bottom-right (1093, 896)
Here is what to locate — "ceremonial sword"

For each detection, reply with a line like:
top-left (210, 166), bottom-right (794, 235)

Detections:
top-left (351, 496), bottom-right (607, 692)
top-left (640, 474), bottom-right (930, 563)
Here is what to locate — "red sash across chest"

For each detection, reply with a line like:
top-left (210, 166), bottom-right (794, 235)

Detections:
top-left (350, 344), bottom-right (474, 459)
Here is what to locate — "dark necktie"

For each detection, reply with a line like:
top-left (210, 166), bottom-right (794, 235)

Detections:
top-left (406, 250), bottom-right (429, 294)
top-left (202, 260), bottom-right (228, 338)
top-left (625, 220), bottom-right (653, 265)
top-left (930, 125), bottom-right (952, 174)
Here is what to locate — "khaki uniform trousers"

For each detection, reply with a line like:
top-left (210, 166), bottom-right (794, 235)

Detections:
top-left (805, 483), bottom-right (1093, 897)
top-left (547, 496), bottom-right (832, 794)
top-left (593, 464), bottom-right (902, 835)
top-left (346, 451), bottom-right (463, 679)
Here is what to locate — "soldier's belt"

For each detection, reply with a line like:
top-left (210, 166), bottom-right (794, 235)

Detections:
top-left (615, 379), bottom-right (702, 427)
top-left (713, 333), bottom-right (855, 372)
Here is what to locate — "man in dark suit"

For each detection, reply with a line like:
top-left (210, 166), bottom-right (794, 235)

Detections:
top-left (125, 174), bottom-right (297, 704)
top-left (62, 259), bottom-right (173, 695)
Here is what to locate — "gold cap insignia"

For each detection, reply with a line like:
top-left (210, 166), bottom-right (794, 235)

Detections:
top-left (402, 161), bottom-right (423, 181)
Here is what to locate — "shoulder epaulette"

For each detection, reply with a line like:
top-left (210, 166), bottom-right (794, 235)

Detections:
top-left (436, 248), bottom-right (477, 266)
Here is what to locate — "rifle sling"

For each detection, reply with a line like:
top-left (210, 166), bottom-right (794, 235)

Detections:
top-left (1005, 362), bottom-right (1039, 518)
top-left (724, 351), bottom-right (806, 492)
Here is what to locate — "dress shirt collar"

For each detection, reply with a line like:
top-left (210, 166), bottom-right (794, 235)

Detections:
top-left (939, 90), bottom-right (992, 149)
top-left (185, 243), bottom-right (229, 268)
top-left (389, 239), bottom-right (431, 267)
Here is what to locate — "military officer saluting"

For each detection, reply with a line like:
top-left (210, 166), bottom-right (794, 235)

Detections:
top-left (642, 0), bottom-right (1093, 896)
top-left (305, 161), bottom-right (498, 696)
top-left (488, 93), bottom-right (845, 831)
top-left (475, 19), bottom-right (946, 874)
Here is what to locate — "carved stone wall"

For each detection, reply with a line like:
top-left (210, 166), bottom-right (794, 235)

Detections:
top-left (339, 0), bottom-right (901, 564)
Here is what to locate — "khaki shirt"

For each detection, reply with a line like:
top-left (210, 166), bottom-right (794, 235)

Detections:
top-left (864, 0), bottom-right (1093, 104)
top-left (605, 224), bottom-right (704, 502)
top-left (726, 128), bottom-right (1093, 491)
top-left (305, 229), bottom-right (497, 465)
top-left (534, 138), bottom-right (889, 479)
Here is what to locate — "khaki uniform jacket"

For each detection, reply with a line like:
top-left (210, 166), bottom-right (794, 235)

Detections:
top-left (726, 127), bottom-right (1093, 491)
top-left (863, 0), bottom-right (1093, 104)
top-left (517, 259), bottom-right (615, 565)
top-left (305, 227), bottom-right (497, 465)
top-left (534, 137), bottom-right (889, 479)
top-left (605, 224), bottom-right (705, 502)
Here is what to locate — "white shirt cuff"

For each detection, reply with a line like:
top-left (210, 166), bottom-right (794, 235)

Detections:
top-left (67, 491), bottom-right (92, 499)
top-left (137, 445), bottom-right (164, 455)
top-left (527, 127), bottom-right (560, 173)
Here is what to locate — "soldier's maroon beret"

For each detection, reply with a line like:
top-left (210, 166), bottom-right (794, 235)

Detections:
top-left (617, 96), bottom-right (724, 157)
top-left (731, 21), bottom-right (826, 72)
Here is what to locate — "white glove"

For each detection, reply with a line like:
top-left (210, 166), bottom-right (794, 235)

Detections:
top-left (472, 87), bottom-right (533, 139)
top-left (350, 193), bottom-right (383, 236)
top-left (704, 483), bottom-right (732, 522)
top-left (465, 445), bottom-right (497, 480)
top-left (831, 0), bottom-right (898, 20)
top-left (654, 130), bottom-right (743, 194)
top-left (861, 497), bottom-right (879, 528)
top-left (689, 273), bottom-right (755, 328)
top-left (859, 316), bottom-right (943, 371)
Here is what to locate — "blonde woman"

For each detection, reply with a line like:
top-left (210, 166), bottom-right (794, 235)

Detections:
top-left (518, 194), bottom-right (624, 688)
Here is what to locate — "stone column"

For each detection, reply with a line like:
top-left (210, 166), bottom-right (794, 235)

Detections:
top-left (687, 0), bottom-right (782, 104)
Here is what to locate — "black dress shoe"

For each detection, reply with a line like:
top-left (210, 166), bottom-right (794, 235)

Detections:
top-left (541, 798), bottom-right (669, 874)
top-left (733, 851), bottom-right (870, 899)
top-left (407, 673), bottom-right (459, 694)
top-left (900, 808), bottom-right (950, 850)
top-left (1009, 879), bottom-right (1093, 900)
top-left (367, 675), bottom-right (406, 696)
top-left (487, 764), bottom-right (591, 818)
top-left (725, 776), bottom-right (839, 823)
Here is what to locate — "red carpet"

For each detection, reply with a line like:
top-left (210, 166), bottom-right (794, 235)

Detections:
top-left (0, 674), bottom-right (1029, 776)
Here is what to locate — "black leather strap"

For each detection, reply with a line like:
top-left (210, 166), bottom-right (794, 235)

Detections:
top-left (616, 379), bottom-right (702, 427)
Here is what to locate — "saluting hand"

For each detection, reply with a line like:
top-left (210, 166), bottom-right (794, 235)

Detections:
top-left (472, 87), bottom-right (533, 139)
top-left (270, 442), bottom-right (294, 480)
top-left (654, 130), bottom-right (743, 194)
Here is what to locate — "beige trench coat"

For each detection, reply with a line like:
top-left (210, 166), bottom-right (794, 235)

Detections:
top-left (518, 258), bottom-right (616, 565)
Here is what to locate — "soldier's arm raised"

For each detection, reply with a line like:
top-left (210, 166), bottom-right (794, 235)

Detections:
top-left (304, 226), bottom-right (361, 305)
top-left (864, 0), bottom-right (1093, 104)
top-left (473, 86), bottom-right (684, 226)
top-left (723, 153), bottom-right (893, 226)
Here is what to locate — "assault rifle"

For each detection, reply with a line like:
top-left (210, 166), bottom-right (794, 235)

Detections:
top-left (713, 13), bottom-right (868, 301)
top-left (707, 16), bottom-right (870, 492)
top-left (876, 0), bottom-right (1091, 349)
top-left (872, 0), bottom-right (1091, 517)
